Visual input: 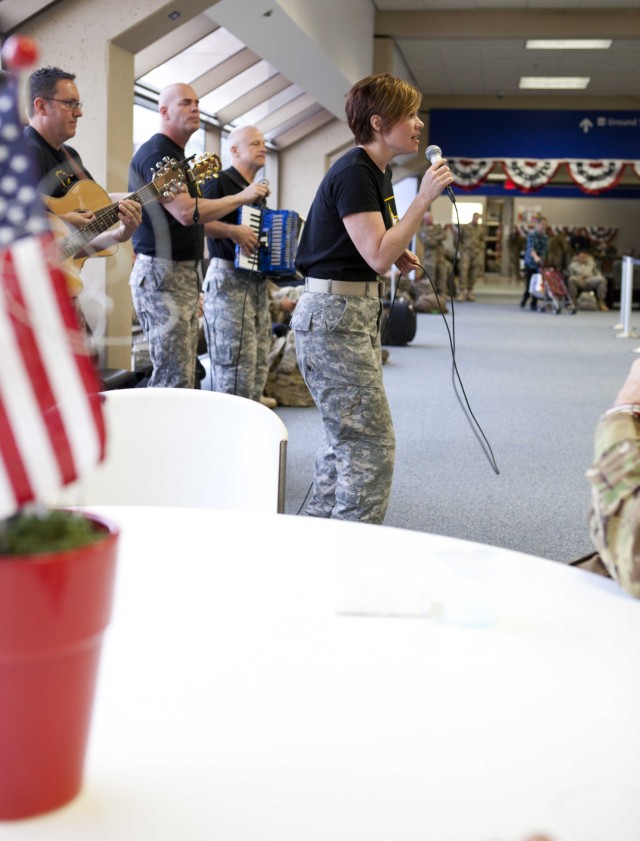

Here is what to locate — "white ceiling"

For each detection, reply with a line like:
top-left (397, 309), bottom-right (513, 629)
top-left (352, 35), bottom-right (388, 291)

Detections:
top-left (375, 0), bottom-right (640, 102)
top-left (1, 0), bottom-right (639, 147)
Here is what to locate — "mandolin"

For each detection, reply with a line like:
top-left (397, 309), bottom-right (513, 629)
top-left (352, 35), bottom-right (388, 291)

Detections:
top-left (44, 153), bottom-right (221, 296)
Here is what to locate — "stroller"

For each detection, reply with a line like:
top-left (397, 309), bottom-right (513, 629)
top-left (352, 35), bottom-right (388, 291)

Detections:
top-left (529, 267), bottom-right (575, 314)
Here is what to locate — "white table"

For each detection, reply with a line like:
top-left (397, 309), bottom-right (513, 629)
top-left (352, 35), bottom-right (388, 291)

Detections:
top-left (2, 507), bottom-right (639, 841)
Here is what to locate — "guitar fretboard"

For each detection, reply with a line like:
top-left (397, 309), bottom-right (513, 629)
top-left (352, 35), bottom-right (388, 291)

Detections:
top-left (58, 182), bottom-right (160, 261)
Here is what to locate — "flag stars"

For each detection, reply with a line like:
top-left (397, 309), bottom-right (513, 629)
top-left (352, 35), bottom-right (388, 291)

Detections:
top-left (25, 217), bottom-right (48, 235)
top-left (1, 175), bottom-right (19, 194)
top-left (11, 155), bottom-right (31, 174)
top-left (17, 186), bottom-right (36, 204)
top-left (0, 124), bottom-right (19, 142)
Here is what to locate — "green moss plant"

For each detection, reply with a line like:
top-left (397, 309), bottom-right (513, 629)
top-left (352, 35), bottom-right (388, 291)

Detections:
top-left (0, 509), bottom-right (102, 557)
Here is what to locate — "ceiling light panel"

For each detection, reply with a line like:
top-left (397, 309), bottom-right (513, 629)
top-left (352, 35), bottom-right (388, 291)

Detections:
top-left (519, 77), bottom-right (591, 90)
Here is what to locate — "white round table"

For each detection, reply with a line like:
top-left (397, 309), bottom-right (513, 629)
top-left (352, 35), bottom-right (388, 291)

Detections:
top-left (2, 507), bottom-right (638, 841)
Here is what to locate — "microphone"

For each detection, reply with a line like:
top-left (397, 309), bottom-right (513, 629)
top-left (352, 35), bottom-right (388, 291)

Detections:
top-left (256, 177), bottom-right (269, 207)
top-left (425, 144), bottom-right (455, 204)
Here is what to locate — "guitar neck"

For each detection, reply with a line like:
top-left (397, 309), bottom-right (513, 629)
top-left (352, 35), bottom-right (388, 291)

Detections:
top-left (57, 181), bottom-right (161, 261)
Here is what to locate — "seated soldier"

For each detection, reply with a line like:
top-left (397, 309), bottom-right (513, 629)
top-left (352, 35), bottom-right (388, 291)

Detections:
top-left (573, 358), bottom-right (640, 597)
top-left (566, 251), bottom-right (608, 311)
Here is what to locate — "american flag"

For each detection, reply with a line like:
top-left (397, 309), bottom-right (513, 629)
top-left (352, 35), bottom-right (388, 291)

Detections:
top-left (0, 73), bottom-right (105, 518)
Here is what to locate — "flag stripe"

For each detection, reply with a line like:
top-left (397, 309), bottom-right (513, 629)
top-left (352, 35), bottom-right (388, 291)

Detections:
top-left (17, 235), bottom-right (106, 476)
top-left (0, 393), bottom-right (33, 506)
top-left (41, 235), bottom-right (106, 463)
top-left (0, 77), bottom-right (106, 517)
top-left (0, 254), bottom-right (63, 505)
top-left (0, 446), bottom-right (19, 514)
top-left (3, 244), bottom-right (78, 483)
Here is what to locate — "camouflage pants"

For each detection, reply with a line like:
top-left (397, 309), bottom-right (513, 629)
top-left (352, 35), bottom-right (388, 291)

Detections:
top-left (292, 291), bottom-right (395, 524)
top-left (130, 254), bottom-right (200, 388)
top-left (422, 253), bottom-right (453, 296)
top-left (458, 248), bottom-right (484, 292)
top-left (567, 275), bottom-right (607, 304)
top-left (202, 266), bottom-right (271, 401)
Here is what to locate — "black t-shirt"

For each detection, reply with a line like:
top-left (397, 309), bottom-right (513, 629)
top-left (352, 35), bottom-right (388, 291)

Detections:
top-left (128, 133), bottom-right (203, 261)
top-left (24, 125), bottom-right (93, 198)
top-left (295, 146), bottom-right (398, 283)
top-left (201, 166), bottom-right (248, 261)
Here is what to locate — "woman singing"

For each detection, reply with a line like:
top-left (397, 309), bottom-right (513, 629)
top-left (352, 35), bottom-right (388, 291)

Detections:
top-left (292, 73), bottom-right (453, 524)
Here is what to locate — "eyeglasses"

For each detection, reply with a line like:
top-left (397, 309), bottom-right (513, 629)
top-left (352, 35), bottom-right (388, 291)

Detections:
top-left (41, 97), bottom-right (83, 110)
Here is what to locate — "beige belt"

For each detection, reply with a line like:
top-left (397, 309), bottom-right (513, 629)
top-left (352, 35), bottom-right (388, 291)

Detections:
top-left (209, 257), bottom-right (235, 270)
top-left (305, 277), bottom-right (382, 297)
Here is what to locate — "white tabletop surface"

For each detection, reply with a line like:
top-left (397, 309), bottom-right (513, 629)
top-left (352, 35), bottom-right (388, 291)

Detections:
top-left (2, 506), bottom-right (639, 841)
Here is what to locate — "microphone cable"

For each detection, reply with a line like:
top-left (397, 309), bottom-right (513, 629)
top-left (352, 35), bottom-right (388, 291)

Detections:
top-left (294, 211), bottom-right (500, 517)
top-left (420, 206), bottom-right (500, 475)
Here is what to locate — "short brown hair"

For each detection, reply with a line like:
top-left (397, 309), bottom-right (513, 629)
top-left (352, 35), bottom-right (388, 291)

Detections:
top-left (27, 66), bottom-right (76, 116)
top-left (345, 73), bottom-right (422, 146)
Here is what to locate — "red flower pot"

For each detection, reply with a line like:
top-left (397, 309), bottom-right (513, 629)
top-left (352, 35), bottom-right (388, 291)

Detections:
top-left (0, 512), bottom-right (119, 820)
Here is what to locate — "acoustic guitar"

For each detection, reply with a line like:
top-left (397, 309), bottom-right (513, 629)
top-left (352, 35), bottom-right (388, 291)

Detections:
top-left (44, 153), bottom-right (221, 296)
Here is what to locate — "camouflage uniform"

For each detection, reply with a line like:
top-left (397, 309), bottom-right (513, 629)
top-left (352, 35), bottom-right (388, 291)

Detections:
top-left (418, 221), bottom-right (451, 296)
top-left (547, 233), bottom-right (572, 272)
top-left (129, 131), bottom-right (204, 388)
top-left (202, 265), bottom-right (270, 400)
top-left (458, 220), bottom-right (486, 297)
top-left (566, 253), bottom-right (608, 309)
top-left (586, 412), bottom-right (640, 597)
top-left (292, 290), bottom-right (395, 524)
top-left (130, 255), bottom-right (200, 388)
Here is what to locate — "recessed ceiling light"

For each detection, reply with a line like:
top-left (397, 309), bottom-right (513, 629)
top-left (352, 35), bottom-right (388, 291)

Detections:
top-left (526, 39), bottom-right (612, 49)
top-left (519, 77), bottom-right (591, 90)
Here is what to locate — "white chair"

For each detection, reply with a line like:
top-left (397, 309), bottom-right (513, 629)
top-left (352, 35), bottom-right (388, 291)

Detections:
top-left (55, 389), bottom-right (288, 513)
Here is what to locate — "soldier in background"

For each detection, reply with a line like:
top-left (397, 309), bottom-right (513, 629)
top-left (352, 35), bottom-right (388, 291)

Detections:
top-left (417, 211), bottom-right (452, 298)
top-left (264, 282), bottom-right (314, 407)
top-left (573, 357), bottom-right (640, 597)
top-left (547, 228), bottom-right (572, 273)
top-left (566, 251), bottom-right (609, 311)
top-left (507, 228), bottom-right (525, 282)
top-left (457, 211), bottom-right (485, 301)
top-left (569, 226), bottom-right (591, 255)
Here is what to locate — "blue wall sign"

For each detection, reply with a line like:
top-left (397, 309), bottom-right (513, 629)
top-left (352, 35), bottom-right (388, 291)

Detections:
top-left (429, 109), bottom-right (640, 160)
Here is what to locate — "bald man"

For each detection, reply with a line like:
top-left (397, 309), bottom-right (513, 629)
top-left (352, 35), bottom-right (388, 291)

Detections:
top-left (201, 125), bottom-right (273, 401)
top-left (128, 85), bottom-right (268, 389)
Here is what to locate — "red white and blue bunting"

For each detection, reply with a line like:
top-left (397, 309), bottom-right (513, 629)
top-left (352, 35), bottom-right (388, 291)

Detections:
top-left (587, 226), bottom-right (618, 245)
top-left (448, 158), bottom-right (495, 189)
top-left (502, 159), bottom-right (561, 191)
top-left (567, 161), bottom-right (625, 193)
top-left (446, 158), bottom-right (640, 194)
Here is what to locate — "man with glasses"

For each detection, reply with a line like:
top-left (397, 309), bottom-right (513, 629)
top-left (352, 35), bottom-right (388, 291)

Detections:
top-left (24, 65), bottom-right (142, 294)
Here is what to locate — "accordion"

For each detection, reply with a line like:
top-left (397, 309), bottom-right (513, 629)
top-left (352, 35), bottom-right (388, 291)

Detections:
top-left (234, 206), bottom-right (301, 276)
